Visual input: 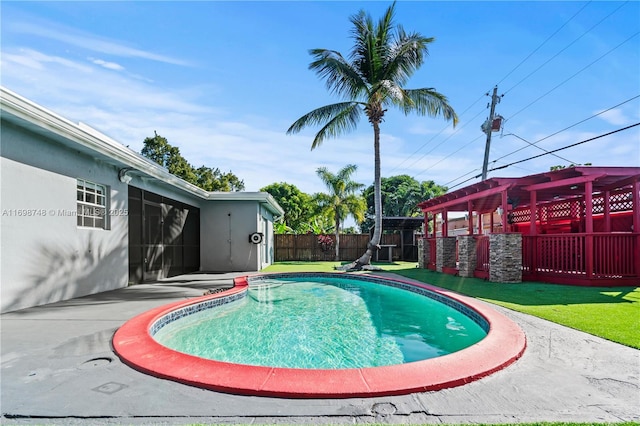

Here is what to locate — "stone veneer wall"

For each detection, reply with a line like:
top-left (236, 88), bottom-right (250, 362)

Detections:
top-left (457, 236), bottom-right (477, 278)
top-left (436, 237), bottom-right (457, 272)
top-left (417, 238), bottom-right (425, 268)
top-left (489, 233), bottom-right (522, 283)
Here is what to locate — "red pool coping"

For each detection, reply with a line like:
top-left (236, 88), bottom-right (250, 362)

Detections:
top-left (112, 273), bottom-right (526, 398)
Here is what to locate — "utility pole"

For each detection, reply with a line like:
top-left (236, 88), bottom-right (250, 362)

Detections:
top-left (481, 86), bottom-right (502, 180)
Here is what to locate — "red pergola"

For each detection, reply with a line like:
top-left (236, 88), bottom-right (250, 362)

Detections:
top-left (418, 167), bottom-right (640, 286)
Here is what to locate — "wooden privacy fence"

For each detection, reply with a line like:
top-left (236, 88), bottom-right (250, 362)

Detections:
top-left (275, 233), bottom-right (402, 262)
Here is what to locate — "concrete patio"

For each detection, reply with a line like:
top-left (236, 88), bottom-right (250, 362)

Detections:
top-left (1, 272), bottom-right (638, 425)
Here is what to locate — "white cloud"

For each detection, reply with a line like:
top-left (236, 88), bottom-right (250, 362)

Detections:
top-left (596, 108), bottom-right (631, 126)
top-left (8, 20), bottom-right (191, 66)
top-left (89, 58), bottom-right (124, 71)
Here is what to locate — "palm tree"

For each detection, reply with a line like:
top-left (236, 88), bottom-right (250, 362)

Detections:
top-left (287, 2), bottom-right (458, 269)
top-left (315, 164), bottom-right (366, 261)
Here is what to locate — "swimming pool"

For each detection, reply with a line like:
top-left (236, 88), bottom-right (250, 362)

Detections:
top-left (113, 273), bottom-right (526, 398)
top-left (153, 275), bottom-right (487, 369)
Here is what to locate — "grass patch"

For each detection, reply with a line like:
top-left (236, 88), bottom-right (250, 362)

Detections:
top-left (263, 262), bottom-right (640, 349)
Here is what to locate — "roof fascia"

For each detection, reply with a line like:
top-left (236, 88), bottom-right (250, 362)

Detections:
top-left (1, 87), bottom-right (212, 199)
top-left (600, 174), bottom-right (640, 192)
top-left (523, 174), bottom-right (606, 191)
top-left (420, 183), bottom-right (513, 213)
top-left (207, 192), bottom-right (284, 217)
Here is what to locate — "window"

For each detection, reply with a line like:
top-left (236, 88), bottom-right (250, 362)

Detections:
top-left (77, 179), bottom-right (108, 229)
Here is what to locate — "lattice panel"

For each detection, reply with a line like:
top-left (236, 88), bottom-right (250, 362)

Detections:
top-left (590, 189), bottom-right (633, 214)
top-left (610, 190), bottom-right (633, 213)
top-left (510, 208), bottom-right (533, 223)
top-left (547, 201), bottom-right (573, 220)
top-left (592, 195), bottom-right (605, 214)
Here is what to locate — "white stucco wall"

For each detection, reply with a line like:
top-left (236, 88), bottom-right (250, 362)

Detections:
top-left (1, 124), bottom-right (129, 313)
top-left (200, 200), bottom-right (273, 272)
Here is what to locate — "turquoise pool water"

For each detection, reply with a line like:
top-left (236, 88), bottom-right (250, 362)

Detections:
top-left (152, 276), bottom-right (487, 369)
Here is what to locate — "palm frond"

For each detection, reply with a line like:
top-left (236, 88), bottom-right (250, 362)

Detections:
top-left (309, 49), bottom-right (367, 100)
top-left (287, 102), bottom-right (358, 133)
top-left (384, 30), bottom-right (434, 85)
top-left (400, 88), bottom-right (459, 126)
top-left (287, 102), bottom-right (363, 149)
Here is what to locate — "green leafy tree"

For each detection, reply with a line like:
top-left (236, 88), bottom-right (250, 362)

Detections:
top-left (273, 220), bottom-right (294, 234)
top-left (550, 163), bottom-right (592, 171)
top-left (142, 132), bottom-right (197, 183)
top-left (197, 166), bottom-right (245, 192)
top-left (287, 3), bottom-right (457, 269)
top-left (301, 215), bottom-right (334, 235)
top-left (314, 164), bottom-right (366, 261)
top-left (360, 175), bottom-right (447, 232)
top-left (141, 132), bottom-right (244, 191)
top-left (261, 182), bottom-right (315, 233)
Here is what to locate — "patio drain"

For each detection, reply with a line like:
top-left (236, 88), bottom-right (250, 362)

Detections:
top-left (371, 402), bottom-right (397, 416)
top-left (79, 357), bottom-right (113, 369)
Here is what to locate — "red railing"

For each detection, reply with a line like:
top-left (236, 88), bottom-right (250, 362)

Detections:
top-left (523, 233), bottom-right (638, 284)
top-left (593, 234), bottom-right (637, 278)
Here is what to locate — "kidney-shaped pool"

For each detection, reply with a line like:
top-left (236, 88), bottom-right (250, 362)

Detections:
top-left (113, 273), bottom-right (526, 398)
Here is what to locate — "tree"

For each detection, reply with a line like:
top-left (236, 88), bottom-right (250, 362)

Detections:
top-left (360, 175), bottom-right (447, 232)
top-left (196, 166), bottom-right (245, 192)
top-left (141, 132), bottom-right (244, 191)
top-left (260, 182), bottom-right (315, 233)
top-left (314, 164), bottom-right (366, 261)
top-left (287, 3), bottom-right (457, 269)
top-left (550, 163), bottom-right (592, 171)
top-left (142, 132), bottom-right (197, 184)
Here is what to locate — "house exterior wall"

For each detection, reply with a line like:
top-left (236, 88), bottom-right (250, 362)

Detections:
top-left (1, 122), bottom-right (129, 313)
top-left (1, 89), bottom-right (283, 312)
top-left (200, 200), bottom-right (275, 272)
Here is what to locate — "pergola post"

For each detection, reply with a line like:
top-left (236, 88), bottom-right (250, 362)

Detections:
top-left (633, 180), bottom-right (640, 277)
top-left (529, 190), bottom-right (537, 277)
top-left (442, 209), bottom-right (449, 237)
top-left (585, 181), bottom-right (594, 279)
top-left (467, 200), bottom-right (474, 235)
top-left (501, 190), bottom-right (509, 231)
top-left (604, 190), bottom-right (611, 233)
top-left (530, 190), bottom-right (537, 236)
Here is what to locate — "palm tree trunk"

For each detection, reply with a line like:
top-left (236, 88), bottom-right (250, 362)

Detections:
top-left (356, 120), bottom-right (382, 266)
top-left (334, 211), bottom-right (340, 261)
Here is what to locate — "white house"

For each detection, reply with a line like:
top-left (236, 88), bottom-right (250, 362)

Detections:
top-left (0, 87), bottom-right (283, 313)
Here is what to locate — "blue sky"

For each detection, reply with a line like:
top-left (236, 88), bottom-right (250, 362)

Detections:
top-left (2, 1), bottom-right (639, 198)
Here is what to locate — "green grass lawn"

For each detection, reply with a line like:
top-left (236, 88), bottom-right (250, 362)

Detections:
top-left (263, 261), bottom-right (640, 349)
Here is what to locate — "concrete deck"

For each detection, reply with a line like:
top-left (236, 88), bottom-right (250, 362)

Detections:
top-left (1, 272), bottom-right (639, 425)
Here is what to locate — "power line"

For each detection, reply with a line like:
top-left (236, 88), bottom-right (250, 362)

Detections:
top-left (397, 105), bottom-right (487, 172)
top-left (391, 2), bottom-right (636, 185)
top-left (503, 1), bottom-right (628, 95)
top-left (388, 92), bottom-right (486, 173)
top-left (508, 31), bottom-right (640, 121)
top-left (447, 123), bottom-right (639, 189)
top-left (490, 122), bottom-right (639, 171)
top-left (501, 133), bottom-right (577, 165)
top-left (493, 94), bottom-right (640, 163)
top-left (497, 1), bottom-right (592, 88)
top-left (432, 95), bottom-right (640, 188)
top-left (412, 134), bottom-right (484, 180)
